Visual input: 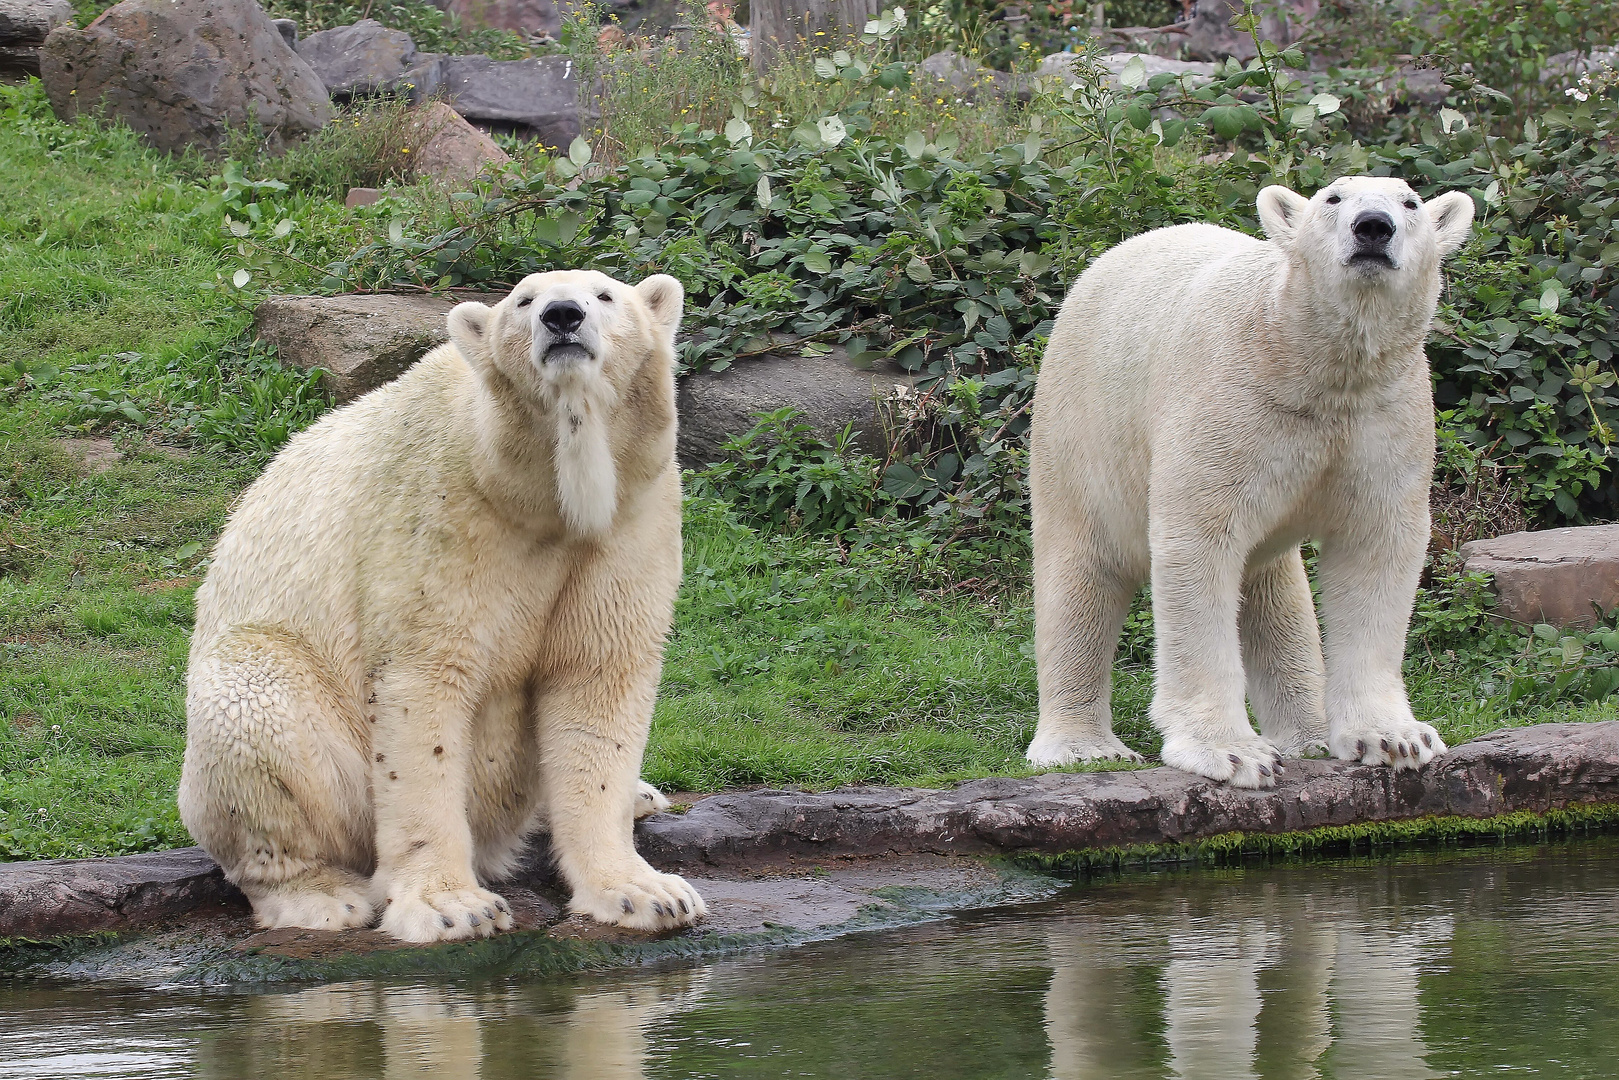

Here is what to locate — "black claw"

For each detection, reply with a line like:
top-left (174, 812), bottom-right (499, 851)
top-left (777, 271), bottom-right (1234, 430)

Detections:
top-left (484, 907), bottom-right (495, 919)
top-left (1258, 765), bottom-right (1271, 778)
top-left (621, 897), bottom-right (634, 914)
top-left (678, 899), bottom-right (689, 914)
top-left (652, 901), bottom-right (666, 917)
top-left (1398, 742), bottom-right (1410, 758)
top-left (441, 915), bottom-right (454, 928)
top-left (495, 900), bottom-right (508, 913)
top-left (1380, 738), bottom-right (1392, 753)
top-left (1421, 732), bottom-right (1433, 748)
top-left (1228, 754), bottom-right (1242, 766)
top-left (468, 913), bottom-right (481, 927)
top-left (1356, 740), bottom-right (1366, 757)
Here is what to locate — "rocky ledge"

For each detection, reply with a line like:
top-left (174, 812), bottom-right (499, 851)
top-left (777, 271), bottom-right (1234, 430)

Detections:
top-left (2, 721), bottom-right (1614, 946)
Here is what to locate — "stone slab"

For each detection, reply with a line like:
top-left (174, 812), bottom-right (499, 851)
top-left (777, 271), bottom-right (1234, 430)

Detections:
top-left (2, 722), bottom-right (1614, 947)
top-left (1461, 525), bottom-right (1619, 627)
top-left (252, 292), bottom-right (462, 402)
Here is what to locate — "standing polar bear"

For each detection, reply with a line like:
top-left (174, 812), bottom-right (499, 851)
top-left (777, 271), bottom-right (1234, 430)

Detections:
top-left (1027, 177), bottom-right (1474, 788)
top-left (180, 270), bottom-right (706, 941)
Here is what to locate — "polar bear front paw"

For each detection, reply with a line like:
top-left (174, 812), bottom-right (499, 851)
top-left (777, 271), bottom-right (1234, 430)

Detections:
top-left (1330, 721), bottom-right (1446, 770)
top-left (635, 780), bottom-right (672, 819)
top-left (1025, 728), bottom-right (1145, 767)
top-left (249, 875), bottom-right (376, 932)
top-left (1161, 733), bottom-right (1285, 789)
top-left (571, 864), bottom-right (706, 931)
top-left (379, 885), bottom-right (516, 943)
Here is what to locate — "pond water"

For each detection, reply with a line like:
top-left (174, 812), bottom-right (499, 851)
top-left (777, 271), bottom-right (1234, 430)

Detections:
top-left (3, 837), bottom-right (1617, 1079)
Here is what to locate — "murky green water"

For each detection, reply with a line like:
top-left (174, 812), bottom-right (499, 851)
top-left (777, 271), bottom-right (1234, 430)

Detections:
top-left (4, 838), bottom-right (1617, 1079)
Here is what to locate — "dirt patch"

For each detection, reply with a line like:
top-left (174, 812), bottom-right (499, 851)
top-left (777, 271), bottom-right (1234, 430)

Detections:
top-left (54, 437), bottom-right (121, 473)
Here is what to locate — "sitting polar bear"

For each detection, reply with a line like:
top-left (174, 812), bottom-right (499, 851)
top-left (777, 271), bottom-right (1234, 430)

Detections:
top-left (1026, 177), bottom-right (1474, 788)
top-left (179, 270), bottom-right (706, 941)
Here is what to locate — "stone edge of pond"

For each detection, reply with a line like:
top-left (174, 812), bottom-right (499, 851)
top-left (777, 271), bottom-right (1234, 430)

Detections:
top-left (2, 720), bottom-right (1616, 944)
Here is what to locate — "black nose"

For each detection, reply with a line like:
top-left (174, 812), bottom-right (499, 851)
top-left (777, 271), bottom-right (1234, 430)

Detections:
top-left (540, 300), bottom-right (584, 336)
top-left (1352, 210), bottom-right (1395, 247)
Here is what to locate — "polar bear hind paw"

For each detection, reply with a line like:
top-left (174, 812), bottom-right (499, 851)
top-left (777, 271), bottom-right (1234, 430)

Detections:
top-left (635, 781), bottom-right (672, 819)
top-left (1330, 722), bottom-right (1446, 770)
top-left (571, 867), bottom-right (706, 931)
top-left (1161, 733), bottom-right (1285, 789)
top-left (247, 874), bottom-right (376, 931)
top-left (379, 885), bottom-right (516, 942)
top-left (1025, 729), bottom-right (1145, 767)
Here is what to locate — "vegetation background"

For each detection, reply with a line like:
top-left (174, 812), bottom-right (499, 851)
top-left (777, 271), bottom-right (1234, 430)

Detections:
top-left (3, 0), bottom-right (1618, 859)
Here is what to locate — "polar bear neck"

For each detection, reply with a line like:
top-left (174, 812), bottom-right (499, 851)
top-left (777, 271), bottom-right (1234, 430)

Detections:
top-left (539, 371), bottom-right (620, 537)
top-left (1272, 260), bottom-right (1440, 406)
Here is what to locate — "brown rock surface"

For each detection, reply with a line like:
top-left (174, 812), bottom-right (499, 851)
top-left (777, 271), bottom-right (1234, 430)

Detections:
top-left (2, 722), bottom-right (1614, 941)
top-left (1461, 525), bottom-right (1619, 627)
top-left (39, 0), bottom-right (330, 154)
top-left (252, 293), bottom-right (461, 402)
top-left (407, 100), bottom-right (511, 186)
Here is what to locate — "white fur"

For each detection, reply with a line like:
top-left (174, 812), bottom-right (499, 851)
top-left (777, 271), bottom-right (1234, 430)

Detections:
top-left (1026, 177), bottom-right (1473, 788)
top-left (179, 270), bottom-right (705, 941)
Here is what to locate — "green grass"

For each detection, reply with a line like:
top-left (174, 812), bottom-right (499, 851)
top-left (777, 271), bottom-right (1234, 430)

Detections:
top-left (1, 78), bottom-right (1614, 862)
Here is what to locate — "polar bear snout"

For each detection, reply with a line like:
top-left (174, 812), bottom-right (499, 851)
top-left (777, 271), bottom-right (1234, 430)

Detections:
top-left (1350, 210), bottom-right (1396, 260)
top-left (527, 285), bottom-right (607, 371)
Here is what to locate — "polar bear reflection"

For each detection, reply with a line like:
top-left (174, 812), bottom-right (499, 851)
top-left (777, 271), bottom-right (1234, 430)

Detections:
top-left (192, 970), bottom-right (709, 1079)
top-left (1043, 900), bottom-right (1451, 1079)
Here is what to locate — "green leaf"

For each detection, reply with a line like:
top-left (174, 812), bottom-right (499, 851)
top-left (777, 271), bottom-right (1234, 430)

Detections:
top-left (1126, 102), bottom-right (1152, 131)
top-left (1204, 105), bottom-right (1248, 141)
top-left (1119, 55), bottom-right (1146, 90)
top-left (724, 117), bottom-right (752, 144)
top-left (905, 255), bottom-right (933, 283)
top-left (904, 130), bottom-right (927, 160)
top-left (756, 174), bottom-right (772, 210)
top-left (814, 57), bottom-right (838, 79)
top-left (232, 268), bottom-right (250, 289)
top-left (802, 251), bottom-right (833, 274)
top-left (817, 115), bottom-right (847, 148)
top-left (1308, 92), bottom-right (1340, 115)
top-left (568, 137), bottom-right (592, 167)
top-left (1289, 104), bottom-right (1316, 128)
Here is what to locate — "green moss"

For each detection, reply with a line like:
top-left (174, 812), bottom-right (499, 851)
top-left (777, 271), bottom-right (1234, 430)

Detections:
top-left (1019, 802), bottom-right (1619, 877)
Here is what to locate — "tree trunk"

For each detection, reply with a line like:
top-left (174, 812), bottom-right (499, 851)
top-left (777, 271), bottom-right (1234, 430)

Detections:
top-left (750, 0), bottom-right (886, 74)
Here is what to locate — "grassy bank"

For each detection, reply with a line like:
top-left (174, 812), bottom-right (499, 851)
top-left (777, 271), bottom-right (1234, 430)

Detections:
top-left (3, 41), bottom-right (1617, 863)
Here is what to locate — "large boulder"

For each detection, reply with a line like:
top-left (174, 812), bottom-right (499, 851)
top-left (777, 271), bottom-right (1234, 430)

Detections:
top-left (676, 346), bottom-right (914, 468)
top-left (1460, 525), bottom-right (1619, 628)
top-left (917, 50), bottom-right (1031, 102)
top-left (0, 0), bottom-right (72, 78)
top-left (406, 100), bottom-right (511, 186)
top-left (39, 0), bottom-right (330, 154)
top-left (295, 18), bottom-right (417, 100)
top-left (436, 54), bottom-right (582, 148)
top-left (253, 293), bottom-right (463, 403)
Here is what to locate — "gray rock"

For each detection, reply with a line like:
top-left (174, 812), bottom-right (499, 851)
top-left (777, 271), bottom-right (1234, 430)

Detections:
top-left (295, 18), bottom-right (416, 100)
top-left (676, 345), bottom-right (914, 468)
top-left (636, 721), bottom-right (1619, 870)
top-left (1541, 45), bottom-right (1618, 87)
top-left (39, 0), bottom-right (330, 154)
top-left (396, 51), bottom-right (445, 104)
top-left (1183, 0), bottom-right (1313, 61)
top-left (0, 0), bottom-right (72, 43)
top-left (272, 17), bottom-right (297, 48)
top-left (0, 0), bottom-right (72, 78)
top-left (252, 293), bottom-right (464, 403)
top-left (1461, 525), bottom-right (1619, 628)
top-left (437, 53), bottom-right (583, 148)
top-left (1, 721), bottom-right (1614, 940)
top-left (917, 49), bottom-right (1031, 102)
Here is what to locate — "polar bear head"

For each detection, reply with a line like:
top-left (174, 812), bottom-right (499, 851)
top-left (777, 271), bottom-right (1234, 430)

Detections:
top-left (445, 271), bottom-right (684, 535)
top-left (1257, 176), bottom-right (1474, 286)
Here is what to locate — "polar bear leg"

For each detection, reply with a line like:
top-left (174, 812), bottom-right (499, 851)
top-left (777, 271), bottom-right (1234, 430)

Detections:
top-left (1150, 532), bottom-right (1283, 789)
top-left (1027, 524), bottom-right (1142, 766)
top-left (369, 662), bottom-right (517, 943)
top-left (1239, 548), bottom-right (1328, 757)
top-left (1318, 507), bottom-right (1446, 770)
top-left (180, 631), bottom-right (376, 931)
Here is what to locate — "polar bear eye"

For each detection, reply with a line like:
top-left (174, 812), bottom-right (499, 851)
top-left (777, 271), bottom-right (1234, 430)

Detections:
top-left (517, 296), bottom-right (532, 308)
top-left (1404, 200), bottom-right (1419, 210)
top-left (597, 292), bottom-right (613, 303)
top-left (1325, 194), bottom-right (1341, 205)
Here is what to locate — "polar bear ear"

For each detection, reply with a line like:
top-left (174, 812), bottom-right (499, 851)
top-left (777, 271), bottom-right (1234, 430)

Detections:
top-left (1426, 191), bottom-right (1476, 257)
top-left (447, 301), bottom-right (493, 367)
top-left (635, 274), bottom-right (685, 342)
top-left (1257, 185), bottom-right (1311, 247)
